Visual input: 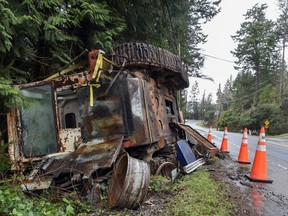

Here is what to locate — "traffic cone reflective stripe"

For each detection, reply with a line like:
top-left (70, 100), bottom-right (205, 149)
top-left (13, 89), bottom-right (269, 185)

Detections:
top-left (207, 126), bottom-right (213, 143)
top-left (246, 127), bottom-right (273, 183)
top-left (220, 127), bottom-right (229, 153)
top-left (256, 145), bottom-right (266, 151)
top-left (237, 128), bottom-right (250, 164)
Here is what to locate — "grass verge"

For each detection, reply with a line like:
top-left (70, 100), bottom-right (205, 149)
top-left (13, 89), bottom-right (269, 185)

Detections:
top-left (163, 168), bottom-right (234, 216)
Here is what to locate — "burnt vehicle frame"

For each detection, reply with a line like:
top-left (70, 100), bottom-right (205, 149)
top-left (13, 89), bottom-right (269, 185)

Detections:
top-left (7, 42), bottom-right (218, 208)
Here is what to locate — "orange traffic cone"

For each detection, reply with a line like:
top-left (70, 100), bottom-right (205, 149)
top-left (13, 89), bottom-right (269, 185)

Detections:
top-left (237, 128), bottom-right (250, 164)
top-left (246, 127), bottom-right (273, 183)
top-left (220, 127), bottom-right (229, 153)
top-left (207, 126), bottom-right (213, 143)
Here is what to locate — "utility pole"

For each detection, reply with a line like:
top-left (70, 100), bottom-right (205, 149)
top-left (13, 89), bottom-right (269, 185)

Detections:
top-left (279, 0), bottom-right (288, 105)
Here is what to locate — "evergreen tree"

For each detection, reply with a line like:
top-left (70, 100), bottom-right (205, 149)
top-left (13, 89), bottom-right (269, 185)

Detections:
top-left (203, 93), bottom-right (215, 125)
top-left (187, 80), bottom-right (200, 119)
top-left (222, 75), bottom-right (233, 111)
top-left (231, 4), bottom-right (280, 106)
top-left (216, 83), bottom-right (222, 122)
top-left (276, 0), bottom-right (288, 103)
top-left (0, 0), bottom-right (221, 111)
top-left (0, 0), bottom-right (125, 109)
top-left (0, 0), bottom-right (125, 77)
top-left (108, 0), bottom-right (221, 77)
top-left (200, 90), bottom-right (206, 120)
top-left (232, 72), bottom-right (254, 111)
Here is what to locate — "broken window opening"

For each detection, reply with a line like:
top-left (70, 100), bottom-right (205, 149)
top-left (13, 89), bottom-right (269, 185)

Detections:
top-left (65, 113), bottom-right (76, 128)
top-left (57, 90), bottom-right (81, 129)
top-left (165, 99), bottom-right (174, 115)
top-left (21, 85), bottom-right (58, 157)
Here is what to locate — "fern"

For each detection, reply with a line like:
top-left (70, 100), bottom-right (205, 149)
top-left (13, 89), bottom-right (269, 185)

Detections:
top-left (0, 77), bottom-right (23, 108)
top-left (0, 0), bottom-right (126, 81)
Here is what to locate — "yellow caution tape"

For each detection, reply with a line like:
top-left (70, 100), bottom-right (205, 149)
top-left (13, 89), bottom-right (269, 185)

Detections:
top-left (44, 61), bottom-right (88, 81)
top-left (89, 53), bottom-right (104, 106)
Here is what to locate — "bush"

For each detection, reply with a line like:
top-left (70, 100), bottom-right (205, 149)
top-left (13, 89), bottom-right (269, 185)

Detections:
top-left (203, 110), bottom-right (216, 126)
top-left (249, 104), bottom-right (278, 133)
top-left (217, 103), bottom-right (285, 135)
top-left (238, 111), bottom-right (253, 129)
top-left (217, 109), bottom-right (240, 131)
top-left (0, 184), bottom-right (93, 216)
top-left (0, 143), bottom-right (11, 178)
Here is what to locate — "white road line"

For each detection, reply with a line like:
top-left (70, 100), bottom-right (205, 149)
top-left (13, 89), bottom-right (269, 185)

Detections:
top-left (267, 142), bottom-right (288, 148)
top-left (276, 164), bottom-right (288, 170)
top-left (203, 128), bottom-right (288, 171)
top-left (229, 141), bottom-right (240, 149)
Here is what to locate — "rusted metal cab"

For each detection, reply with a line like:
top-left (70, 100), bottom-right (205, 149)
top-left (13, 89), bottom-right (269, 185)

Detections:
top-left (7, 43), bottom-right (221, 209)
top-left (8, 52), bottom-right (187, 165)
top-left (7, 43), bottom-right (192, 208)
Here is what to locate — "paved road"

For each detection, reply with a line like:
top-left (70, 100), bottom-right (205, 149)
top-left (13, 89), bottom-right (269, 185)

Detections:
top-left (186, 120), bottom-right (288, 204)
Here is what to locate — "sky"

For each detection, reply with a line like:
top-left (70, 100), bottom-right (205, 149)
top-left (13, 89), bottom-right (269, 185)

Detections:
top-left (192, 0), bottom-right (279, 102)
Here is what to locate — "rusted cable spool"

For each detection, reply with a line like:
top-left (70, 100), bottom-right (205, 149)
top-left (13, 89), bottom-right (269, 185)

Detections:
top-left (108, 152), bottom-right (150, 209)
top-left (155, 161), bottom-right (176, 177)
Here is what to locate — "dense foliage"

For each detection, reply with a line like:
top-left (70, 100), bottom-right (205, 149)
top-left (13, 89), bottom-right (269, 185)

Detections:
top-left (0, 184), bottom-right (93, 215)
top-left (0, 0), bottom-right (126, 112)
top-left (215, 3), bottom-right (288, 134)
top-left (108, 0), bottom-right (221, 76)
top-left (231, 4), bottom-right (280, 106)
top-left (0, 0), bottom-right (222, 213)
top-left (0, 0), bottom-right (222, 147)
top-left (186, 2), bottom-right (288, 135)
top-left (0, 0), bottom-right (221, 111)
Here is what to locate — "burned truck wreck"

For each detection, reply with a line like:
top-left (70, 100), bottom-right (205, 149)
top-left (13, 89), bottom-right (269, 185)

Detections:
top-left (7, 42), bottom-right (218, 209)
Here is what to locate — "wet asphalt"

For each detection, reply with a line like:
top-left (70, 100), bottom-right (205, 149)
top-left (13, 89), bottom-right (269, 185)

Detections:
top-left (186, 120), bottom-right (288, 216)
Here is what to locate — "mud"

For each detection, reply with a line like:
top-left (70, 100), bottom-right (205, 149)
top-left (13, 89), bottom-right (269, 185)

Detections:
top-left (210, 153), bottom-right (288, 216)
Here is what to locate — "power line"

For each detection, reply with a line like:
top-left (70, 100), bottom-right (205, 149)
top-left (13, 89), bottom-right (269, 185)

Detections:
top-left (201, 53), bottom-right (235, 63)
top-left (214, 73), bottom-right (277, 105)
top-left (233, 73), bottom-right (272, 88)
top-left (217, 79), bottom-right (276, 105)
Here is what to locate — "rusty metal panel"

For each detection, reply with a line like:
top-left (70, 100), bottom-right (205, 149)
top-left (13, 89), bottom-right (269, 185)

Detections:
top-left (7, 108), bottom-right (22, 168)
top-left (125, 78), bottom-right (151, 146)
top-left (117, 76), bottom-right (180, 148)
top-left (52, 72), bottom-right (87, 88)
top-left (59, 128), bottom-right (82, 151)
top-left (153, 86), bottom-right (178, 146)
top-left (19, 72), bottom-right (87, 89)
top-left (141, 79), bottom-right (159, 143)
top-left (123, 75), bottom-right (179, 148)
top-left (77, 78), bottom-right (154, 147)
top-left (22, 179), bottom-right (52, 191)
top-left (59, 135), bottom-right (123, 175)
top-left (174, 123), bottom-right (219, 158)
top-left (77, 84), bottom-right (127, 141)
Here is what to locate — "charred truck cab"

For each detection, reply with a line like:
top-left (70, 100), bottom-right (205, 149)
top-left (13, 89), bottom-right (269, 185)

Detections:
top-left (7, 43), bottom-right (217, 209)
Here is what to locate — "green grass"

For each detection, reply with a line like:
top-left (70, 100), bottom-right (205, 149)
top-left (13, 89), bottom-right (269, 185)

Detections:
top-left (0, 168), bottom-right (235, 216)
top-left (163, 169), bottom-right (234, 216)
top-left (266, 133), bottom-right (288, 138)
top-left (148, 175), bottom-right (172, 193)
